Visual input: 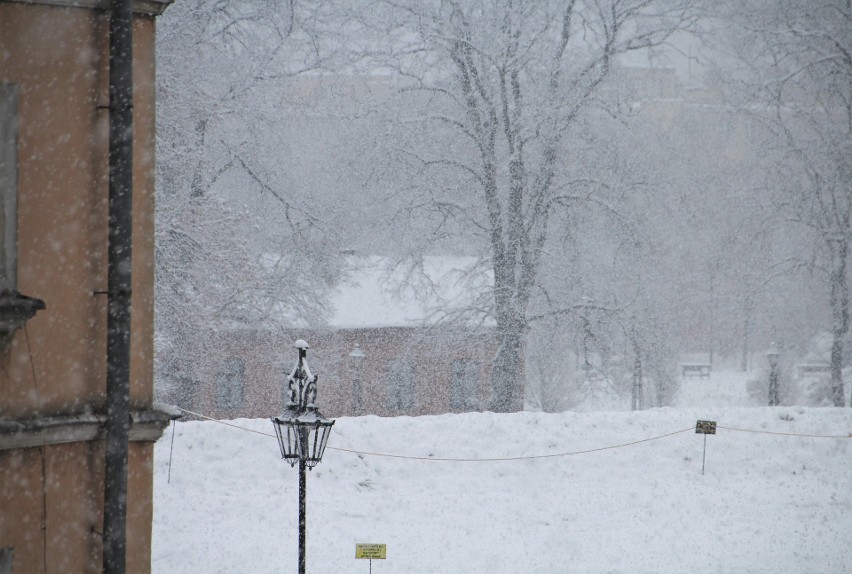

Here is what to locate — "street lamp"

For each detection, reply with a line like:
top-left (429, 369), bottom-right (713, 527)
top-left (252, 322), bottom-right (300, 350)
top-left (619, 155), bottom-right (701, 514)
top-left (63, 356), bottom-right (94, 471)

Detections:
top-left (349, 343), bottom-right (366, 416)
top-left (271, 339), bottom-right (334, 574)
top-left (766, 342), bottom-right (781, 406)
top-left (579, 296), bottom-right (595, 372)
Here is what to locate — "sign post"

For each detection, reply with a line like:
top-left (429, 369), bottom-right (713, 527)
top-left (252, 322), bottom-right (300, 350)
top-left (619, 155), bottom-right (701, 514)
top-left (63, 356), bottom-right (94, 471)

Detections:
top-left (695, 420), bottom-right (717, 475)
top-left (356, 543), bottom-right (386, 573)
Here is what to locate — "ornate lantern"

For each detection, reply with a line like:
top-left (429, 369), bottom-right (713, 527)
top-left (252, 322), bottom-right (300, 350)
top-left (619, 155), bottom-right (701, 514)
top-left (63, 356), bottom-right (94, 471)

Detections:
top-left (272, 339), bottom-right (334, 468)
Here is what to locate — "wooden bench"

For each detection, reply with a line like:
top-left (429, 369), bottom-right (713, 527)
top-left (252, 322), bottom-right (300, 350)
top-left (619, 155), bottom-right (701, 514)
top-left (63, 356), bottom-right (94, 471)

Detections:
top-left (795, 363), bottom-right (831, 379)
top-left (680, 363), bottom-right (711, 379)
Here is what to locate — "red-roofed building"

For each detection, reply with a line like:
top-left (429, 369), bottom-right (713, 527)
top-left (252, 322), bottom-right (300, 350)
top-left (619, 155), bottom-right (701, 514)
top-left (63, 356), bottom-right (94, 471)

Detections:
top-left (187, 256), bottom-right (516, 418)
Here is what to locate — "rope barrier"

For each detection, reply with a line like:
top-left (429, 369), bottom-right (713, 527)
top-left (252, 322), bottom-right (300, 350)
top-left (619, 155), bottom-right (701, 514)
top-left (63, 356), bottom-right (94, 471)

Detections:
top-left (176, 407), bottom-right (277, 438)
top-left (326, 427), bottom-right (695, 462)
top-left (171, 406), bottom-right (852, 463)
top-left (716, 425), bottom-right (852, 439)
top-left (175, 407), bottom-right (693, 460)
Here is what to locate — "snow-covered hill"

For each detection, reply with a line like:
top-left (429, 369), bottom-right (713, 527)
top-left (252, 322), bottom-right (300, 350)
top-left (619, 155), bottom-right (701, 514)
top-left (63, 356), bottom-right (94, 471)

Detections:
top-left (153, 391), bottom-right (851, 573)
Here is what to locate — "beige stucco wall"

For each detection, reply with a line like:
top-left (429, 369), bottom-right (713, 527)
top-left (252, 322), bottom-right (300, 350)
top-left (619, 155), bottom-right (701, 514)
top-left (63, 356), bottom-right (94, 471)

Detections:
top-left (0, 441), bottom-right (154, 573)
top-left (0, 3), bottom-right (156, 417)
top-left (0, 3), bottom-right (160, 572)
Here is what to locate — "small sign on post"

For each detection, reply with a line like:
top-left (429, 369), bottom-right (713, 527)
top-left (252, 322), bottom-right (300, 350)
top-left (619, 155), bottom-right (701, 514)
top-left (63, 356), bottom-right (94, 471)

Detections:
top-left (695, 420), bottom-right (716, 435)
top-left (695, 420), bottom-right (717, 475)
top-left (356, 543), bottom-right (386, 573)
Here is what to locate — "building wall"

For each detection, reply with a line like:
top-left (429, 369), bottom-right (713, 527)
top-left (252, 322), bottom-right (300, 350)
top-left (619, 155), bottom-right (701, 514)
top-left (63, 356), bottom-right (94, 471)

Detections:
top-left (193, 327), bottom-right (500, 420)
top-left (0, 3), bottom-right (168, 572)
top-left (0, 3), bottom-right (157, 415)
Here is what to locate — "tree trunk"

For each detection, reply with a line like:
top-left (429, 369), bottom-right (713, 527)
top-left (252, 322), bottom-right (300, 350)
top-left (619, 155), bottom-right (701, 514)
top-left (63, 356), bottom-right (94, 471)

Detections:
top-left (631, 333), bottom-right (643, 411)
top-left (829, 237), bottom-right (848, 407)
top-left (741, 296), bottom-right (752, 372)
top-left (707, 273), bottom-right (715, 369)
top-left (490, 314), bottom-right (523, 412)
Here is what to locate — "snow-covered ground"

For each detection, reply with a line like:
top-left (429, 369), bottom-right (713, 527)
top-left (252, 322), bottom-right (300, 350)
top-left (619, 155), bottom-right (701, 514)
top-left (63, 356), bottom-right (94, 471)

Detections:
top-left (153, 371), bottom-right (852, 573)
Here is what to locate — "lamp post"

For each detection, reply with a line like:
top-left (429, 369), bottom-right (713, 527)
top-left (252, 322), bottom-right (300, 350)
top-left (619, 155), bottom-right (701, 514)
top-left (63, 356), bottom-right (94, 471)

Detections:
top-left (766, 342), bottom-right (781, 406)
top-left (271, 340), bottom-right (334, 574)
top-left (579, 296), bottom-right (595, 372)
top-left (349, 343), bottom-right (366, 416)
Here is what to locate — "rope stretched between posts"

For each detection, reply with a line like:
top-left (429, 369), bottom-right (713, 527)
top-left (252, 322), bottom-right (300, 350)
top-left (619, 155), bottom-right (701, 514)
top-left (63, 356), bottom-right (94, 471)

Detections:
top-left (176, 407), bottom-right (277, 438)
top-left (170, 406), bottom-right (688, 462)
top-left (175, 406), bottom-right (851, 443)
top-left (325, 427), bottom-right (695, 462)
top-left (172, 407), bottom-right (850, 462)
top-left (716, 425), bottom-right (852, 439)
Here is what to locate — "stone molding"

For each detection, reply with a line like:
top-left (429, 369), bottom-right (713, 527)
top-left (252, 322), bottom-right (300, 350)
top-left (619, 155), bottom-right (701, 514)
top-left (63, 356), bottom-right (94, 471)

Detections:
top-left (0, 407), bottom-right (179, 450)
top-left (0, 0), bottom-right (174, 16)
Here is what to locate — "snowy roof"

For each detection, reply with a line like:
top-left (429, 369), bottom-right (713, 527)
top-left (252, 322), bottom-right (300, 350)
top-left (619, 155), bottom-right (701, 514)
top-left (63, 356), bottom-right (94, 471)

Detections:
top-left (327, 256), bottom-right (493, 329)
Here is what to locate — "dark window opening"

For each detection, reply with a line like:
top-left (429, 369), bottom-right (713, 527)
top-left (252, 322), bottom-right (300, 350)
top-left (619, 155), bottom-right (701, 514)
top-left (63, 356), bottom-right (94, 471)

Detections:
top-left (0, 547), bottom-right (12, 574)
top-left (0, 83), bottom-right (44, 353)
top-left (451, 358), bottom-right (480, 410)
top-left (216, 358), bottom-right (245, 410)
top-left (0, 83), bottom-right (18, 293)
top-left (386, 358), bottom-right (414, 413)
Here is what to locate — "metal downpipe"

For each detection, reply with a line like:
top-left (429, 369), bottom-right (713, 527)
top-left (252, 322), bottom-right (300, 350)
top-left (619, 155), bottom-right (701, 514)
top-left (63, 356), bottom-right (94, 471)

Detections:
top-left (104, 0), bottom-right (134, 572)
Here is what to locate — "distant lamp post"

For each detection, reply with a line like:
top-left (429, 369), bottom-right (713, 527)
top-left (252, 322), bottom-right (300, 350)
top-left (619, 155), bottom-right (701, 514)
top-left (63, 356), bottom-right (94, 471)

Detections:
top-left (271, 339), bottom-right (334, 574)
top-left (766, 342), bottom-right (781, 406)
top-left (580, 296), bottom-right (595, 372)
top-left (349, 343), bottom-right (366, 416)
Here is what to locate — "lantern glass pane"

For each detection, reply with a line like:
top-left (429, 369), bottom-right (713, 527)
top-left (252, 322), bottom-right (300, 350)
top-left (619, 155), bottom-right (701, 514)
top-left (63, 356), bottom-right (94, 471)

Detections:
top-left (299, 426), bottom-right (313, 464)
top-left (298, 420), bottom-right (334, 469)
top-left (271, 417), bottom-right (300, 467)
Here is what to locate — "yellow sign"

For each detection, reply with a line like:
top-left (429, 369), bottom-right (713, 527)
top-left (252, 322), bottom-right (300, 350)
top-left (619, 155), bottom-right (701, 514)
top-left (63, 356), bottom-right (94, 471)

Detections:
top-left (355, 544), bottom-right (387, 559)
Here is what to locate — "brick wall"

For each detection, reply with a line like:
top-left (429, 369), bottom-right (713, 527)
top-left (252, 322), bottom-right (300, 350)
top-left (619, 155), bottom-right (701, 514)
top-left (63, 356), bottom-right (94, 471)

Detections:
top-left (192, 326), bottom-right (502, 419)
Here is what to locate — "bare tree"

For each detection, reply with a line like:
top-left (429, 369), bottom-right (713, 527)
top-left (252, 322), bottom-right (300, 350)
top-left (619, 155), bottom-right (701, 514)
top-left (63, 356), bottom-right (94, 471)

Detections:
top-left (718, 0), bottom-right (852, 406)
top-left (155, 0), bottom-right (345, 404)
top-left (338, 0), bottom-right (698, 411)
